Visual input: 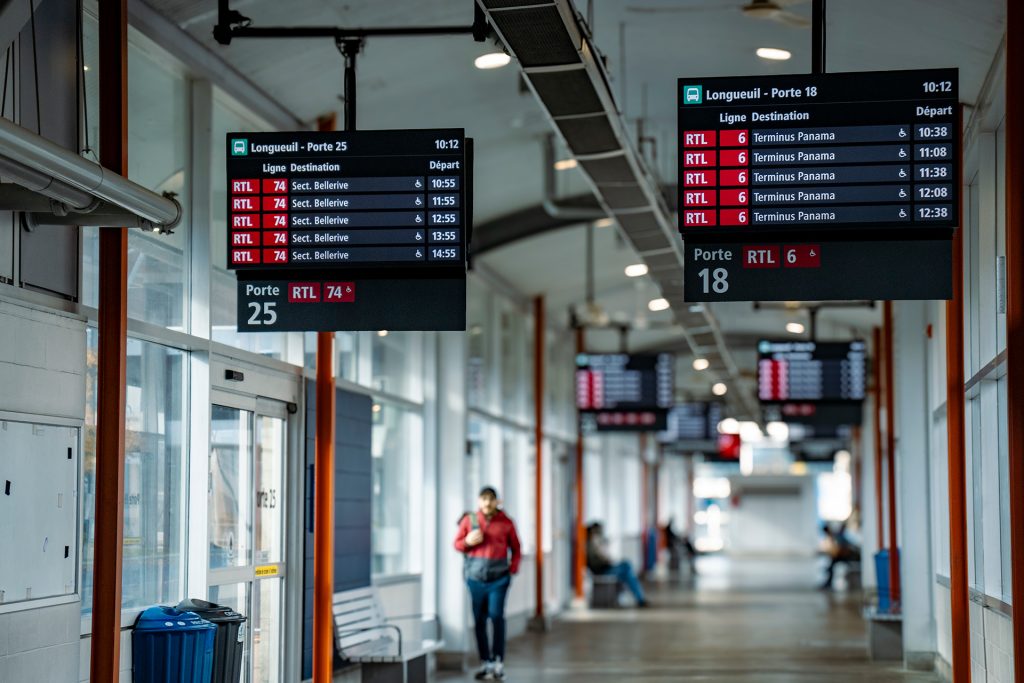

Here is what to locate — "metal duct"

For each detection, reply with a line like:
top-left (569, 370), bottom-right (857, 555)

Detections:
top-left (0, 116), bottom-right (180, 227)
top-left (479, 0), bottom-right (757, 417)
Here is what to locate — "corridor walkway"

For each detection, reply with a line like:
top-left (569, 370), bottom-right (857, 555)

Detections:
top-left (440, 557), bottom-right (941, 682)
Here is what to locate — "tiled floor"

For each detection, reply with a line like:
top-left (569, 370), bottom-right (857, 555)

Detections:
top-left (438, 556), bottom-right (941, 682)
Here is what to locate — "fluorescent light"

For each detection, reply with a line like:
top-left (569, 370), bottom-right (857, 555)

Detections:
top-left (372, 403), bottom-right (382, 413)
top-left (377, 330), bottom-right (389, 337)
top-left (554, 158), bottom-right (578, 171)
top-left (756, 47), bottom-right (792, 61)
top-left (474, 52), bottom-right (511, 69)
top-left (648, 298), bottom-right (670, 312)
top-left (766, 421), bottom-right (790, 441)
top-left (594, 217), bottom-right (615, 228)
top-left (718, 418), bottom-right (740, 434)
top-left (786, 322), bottom-right (805, 334)
top-left (712, 382), bottom-right (728, 396)
top-left (692, 358), bottom-right (710, 371)
top-left (624, 263), bottom-right (649, 278)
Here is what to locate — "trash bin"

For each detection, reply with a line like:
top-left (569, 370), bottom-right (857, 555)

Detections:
top-left (132, 606), bottom-right (215, 683)
top-left (178, 598), bottom-right (247, 683)
top-left (875, 549), bottom-right (900, 613)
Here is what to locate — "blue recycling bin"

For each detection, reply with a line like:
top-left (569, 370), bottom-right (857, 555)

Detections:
top-left (132, 606), bottom-right (216, 683)
top-left (875, 549), bottom-right (900, 613)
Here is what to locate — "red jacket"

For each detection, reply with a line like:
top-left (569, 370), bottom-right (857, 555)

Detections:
top-left (454, 510), bottom-right (522, 579)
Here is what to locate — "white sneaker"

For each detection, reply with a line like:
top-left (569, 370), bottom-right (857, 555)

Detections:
top-left (474, 661), bottom-right (495, 680)
top-left (493, 659), bottom-right (506, 680)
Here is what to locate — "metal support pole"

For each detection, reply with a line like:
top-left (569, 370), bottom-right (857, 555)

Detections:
top-left (811, 0), bottom-right (826, 74)
top-left (573, 326), bottom-right (586, 599)
top-left (883, 300), bottom-right (901, 610)
top-left (313, 109), bottom-right (339, 683)
top-left (640, 432), bottom-right (649, 575)
top-left (946, 104), bottom-right (970, 676)
top-left (90, 0), bottom-right (129, 678)
top-left (1005, 1), bottom-right (1024, 678)
top-left (873, 327), bottom-right (885, 550)
top-left (532, 296), bottom-right (546, 625)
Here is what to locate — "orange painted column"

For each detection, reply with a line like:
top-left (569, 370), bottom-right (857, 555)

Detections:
top-left (90, 0), bottom-right (129, 679)
top-left (946, 137), bottom-right (970, 680)
top-left (883, 301), bottom-right (901, 609)
top-left (573, 327), bottom-right (586, 599)
top-left (1005, 2), bottom-right (1024, 679)
top-left (533, 296), bottom-right (545, 619)
top-left (313, 114), bottom-right (337, 683)
top-left (872, 327), bottom-right (885, 550)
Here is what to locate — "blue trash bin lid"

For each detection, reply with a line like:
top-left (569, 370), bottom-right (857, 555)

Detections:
top-left (134, 606), bottom-right (217, 632)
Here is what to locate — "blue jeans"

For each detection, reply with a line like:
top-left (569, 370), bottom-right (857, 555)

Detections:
top-left (597, 561), bottom-right (646, 603)
top-left (466, 574), bottom-right (511, 661)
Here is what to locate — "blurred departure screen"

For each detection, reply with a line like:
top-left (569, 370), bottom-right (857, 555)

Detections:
top-left (658, 402), bottom-right (724, 443)
top-left (757, 340), bottom-right (866, 403)
top-left (576, 353), bottom-right (674, 432)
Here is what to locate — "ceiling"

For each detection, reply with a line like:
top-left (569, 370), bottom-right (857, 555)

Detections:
top-left (147, 0), bottom-right (1006, 401)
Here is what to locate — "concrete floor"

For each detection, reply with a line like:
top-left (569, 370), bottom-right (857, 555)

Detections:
top-left (438, 556), bottom-right (941, 682)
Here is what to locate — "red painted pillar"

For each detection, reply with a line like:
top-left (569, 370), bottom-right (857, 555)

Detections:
top-left (90, 0), bottom-right (129, 678)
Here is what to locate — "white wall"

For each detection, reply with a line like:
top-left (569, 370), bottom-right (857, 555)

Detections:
top-left (726, 475), bottom-right (817, 556)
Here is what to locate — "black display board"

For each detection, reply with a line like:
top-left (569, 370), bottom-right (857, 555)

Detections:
top-left (576, 353), bottom-right (674, 432)
top-left (678, 69), bottom-right (958, 302)
top-left (228, 129), bottom-right (469, 331)
top-left (757, 340), bottom-right (867, 402)
top-left (658, 402), bottom-right (724, 443)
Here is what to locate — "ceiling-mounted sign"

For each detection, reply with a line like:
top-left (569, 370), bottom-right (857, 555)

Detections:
top-left (228, 129), bottom-right (469, 331)
top-left (658, 402), bottom-right (724, 444)
top-left (677, 68), bottom-right (958, 302)
top-left (757, 340), bottom-right (867, 403)
top-left (576, 353), bottom-right (674, 432)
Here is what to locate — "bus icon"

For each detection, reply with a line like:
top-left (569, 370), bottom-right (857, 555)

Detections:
top-left (231, 139), bottom-right (248, 156)
top-left (683, 85), bottom-right (703, 104)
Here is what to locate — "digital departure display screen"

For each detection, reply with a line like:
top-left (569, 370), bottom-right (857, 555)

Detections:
top-left (576, 353), bottom-right (674, 432)
top-left (658, 402), bottom-right (724, 443)
top-left (226, 129), bottom-right (467, 271)
top-left (678, 69), bottom-right (958, 234)
top-left (678, 69), bottom-right (958, 303)
top-left (757, 340), bottom-right (867, 403)
top-left (227, 129), bottom-right (470, 333)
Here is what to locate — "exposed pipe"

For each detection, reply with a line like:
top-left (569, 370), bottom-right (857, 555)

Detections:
top-left (0, 115), bottom-right (179, 225)
top-left (873, 327), bottom-right (884, 552)
top-left (0, 157), bottom-right (94, 208)
top-left (0, 184), bottom-right (180, 231)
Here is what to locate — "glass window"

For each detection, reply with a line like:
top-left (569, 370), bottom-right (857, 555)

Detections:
top-left (371, 331), bottom-right (423, 400)
top-left (500, 305), bottom-right (526, 419)
top-left (255, 416), bottom-right (285, 565)
top-left (371, 401), bottom-right (423, 576)
top-left (210, 95), bottom-right (293, 359)
top-left (81, 21), bottom-right (190, 330)
top-left (467, 282), bottom-right (491, 409)
top-left (303, 332), bottom-right (359, 383)
top-left (82, 332), bottom-right (187, 620)
top-left (209, 405), bottom-right (253, 570)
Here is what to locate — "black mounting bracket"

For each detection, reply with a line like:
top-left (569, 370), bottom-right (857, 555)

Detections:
top-left (214, 0), bottom-right (490, 46)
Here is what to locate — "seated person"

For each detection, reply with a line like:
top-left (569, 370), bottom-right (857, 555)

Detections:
top-left (663, 517), bottom-right (698, 575)
top-left (586, 522), bottom-right (649, 607)
top-left (820, 522), bottom-right (861, 590)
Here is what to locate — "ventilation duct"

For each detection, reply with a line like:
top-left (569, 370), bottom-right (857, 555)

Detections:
top-left (479, 0), bottom-right (756, 417)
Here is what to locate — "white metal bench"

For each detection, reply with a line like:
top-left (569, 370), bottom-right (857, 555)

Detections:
top-left (333, 586), bottom-right (443, 683)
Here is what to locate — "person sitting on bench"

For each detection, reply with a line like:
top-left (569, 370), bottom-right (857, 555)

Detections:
top-left (820, 522), bottom-right (861, 590)
top-left (663, 517), bottom-right (698, 575)
top-left (586, 522), bottom-right (649, 607)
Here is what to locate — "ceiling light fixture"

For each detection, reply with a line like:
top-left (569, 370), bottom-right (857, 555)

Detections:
top-left (594, 217), bottom-right (614, 228)
top-left (756, 47), bottom-right (792, 61)
top-left (474, 52), bottom-right (511, 70)
top-left (786, 322), bottom-right (805, 334)
top-left (377, 330), bottom-right (389, 337)
top-left (625, 263), bottom-right (649, 278)
top-left (648, 298), bottom-right (670, 312)
top-left (553, 158), bottom-right (578, 171)
top-left (712, 382), bottom-right (728, 396)
top-left (692, 358), bottom-right (710, 371)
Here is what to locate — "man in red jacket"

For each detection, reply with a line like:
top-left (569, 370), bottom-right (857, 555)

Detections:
top-left (454, 486), bottom-right (521, 681)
